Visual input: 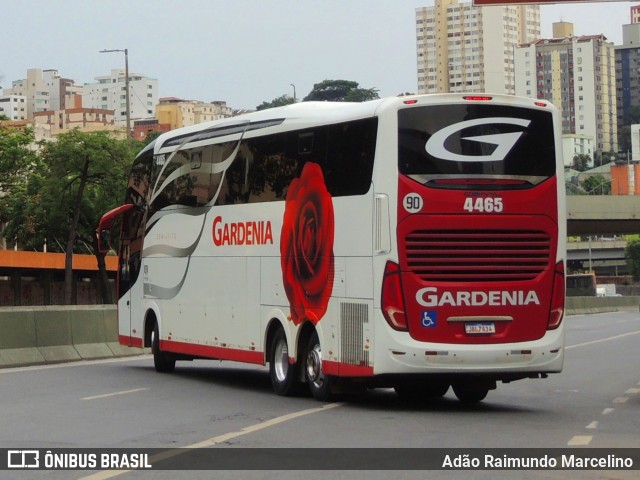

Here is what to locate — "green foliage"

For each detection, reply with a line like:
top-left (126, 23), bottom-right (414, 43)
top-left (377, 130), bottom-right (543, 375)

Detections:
top-left (580, 174), bottom-right (611, 195)
top-left (572, 154), bottom-right (591, 172)
top-left (256, 94), bottom-right (296, 111)
top-left (2, 130), bottom-right (136, 253)
top-left (625, 239), bottom-right (640, 281)
top-left (303, 79), bottom-right (379, 102)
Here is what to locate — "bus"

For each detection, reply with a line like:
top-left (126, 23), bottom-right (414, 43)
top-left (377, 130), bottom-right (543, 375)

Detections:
top-left (98, 94), bottom-right (566, 404)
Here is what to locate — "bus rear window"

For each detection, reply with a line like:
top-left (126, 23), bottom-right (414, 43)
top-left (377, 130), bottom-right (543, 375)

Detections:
top-left (398, 104), bottom-right (556, 188)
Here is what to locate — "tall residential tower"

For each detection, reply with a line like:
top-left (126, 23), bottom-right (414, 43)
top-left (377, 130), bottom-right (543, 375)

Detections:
top-left (416, 0), bottom-right (540, 94)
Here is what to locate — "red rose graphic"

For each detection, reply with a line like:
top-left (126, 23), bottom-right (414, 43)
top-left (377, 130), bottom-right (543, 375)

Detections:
top-left (280, 162), bottom-right (335, 325)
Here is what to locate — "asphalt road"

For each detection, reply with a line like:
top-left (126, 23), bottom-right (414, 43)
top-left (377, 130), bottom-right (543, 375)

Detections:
top-left (1, 311), bottom-right (638, 480)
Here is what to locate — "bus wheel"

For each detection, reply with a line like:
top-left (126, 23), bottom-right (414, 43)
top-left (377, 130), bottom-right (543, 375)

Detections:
top-left (394, 381), bottom-right (449, 400)
top-left (269, 329), bottom-right (300, 396)
top-left (152, 323), bottom-right (176, 373)
top-left (305, 331), bottom-right (334, 401)
top-left (452, 384), bottom-right (488, 404)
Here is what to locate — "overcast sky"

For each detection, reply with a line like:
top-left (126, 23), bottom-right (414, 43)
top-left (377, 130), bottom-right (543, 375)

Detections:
top-left (1, 0), bottom-right (638, 110)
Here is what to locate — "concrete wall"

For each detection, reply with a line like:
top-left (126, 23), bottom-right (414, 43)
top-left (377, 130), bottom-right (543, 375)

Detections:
top-left (0, 305), bottom-right (146, 368)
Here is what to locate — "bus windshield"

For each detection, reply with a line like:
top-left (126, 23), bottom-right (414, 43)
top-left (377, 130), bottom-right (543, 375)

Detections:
top-left (398, 104), bottom-right (556, 187)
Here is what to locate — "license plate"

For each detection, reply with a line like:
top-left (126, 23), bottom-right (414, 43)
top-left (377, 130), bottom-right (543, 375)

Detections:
top-left (465, 322), bottom-right (495, 335)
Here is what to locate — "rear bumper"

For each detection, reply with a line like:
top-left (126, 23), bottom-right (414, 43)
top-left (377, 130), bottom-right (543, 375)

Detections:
top-left (373, 310), bottom-right (564, 377)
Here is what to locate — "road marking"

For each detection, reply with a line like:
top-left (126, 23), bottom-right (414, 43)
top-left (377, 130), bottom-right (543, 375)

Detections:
top-left (602, 408), bottom-right (615, 415)
top-left (81, 388), bottom-right (149, 401)
top-left (612, 396), bottom-right (629, 404)
top-left (566, 330), bottom-right (640, 350)
top-left (79, 401), bottom-right (344, 479)
top-left (625, 388), bottom-right (640, 395)
top-left (567, 435), bottom-right (592, 446)
top-left (585, 421), bottom-right (598, 430)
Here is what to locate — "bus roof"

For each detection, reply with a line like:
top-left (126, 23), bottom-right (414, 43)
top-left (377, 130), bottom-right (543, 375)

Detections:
top-left (151, 94), bottom-right (556, 153)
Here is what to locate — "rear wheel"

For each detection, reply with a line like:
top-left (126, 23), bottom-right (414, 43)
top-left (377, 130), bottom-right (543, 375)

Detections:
top-left (152, 323), bottom-right (176, 373)
top-left (269, 328), bottom-right (300, 396)
top-left (305, 331), bottom-right (334, 401)
top-left (452, 384), bottom-right (489, 404)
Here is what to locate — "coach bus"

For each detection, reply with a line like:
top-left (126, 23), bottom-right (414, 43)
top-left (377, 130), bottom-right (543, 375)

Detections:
top-left (98, 94), bottom-right (566, 404)
top-left (566, 273), bottom-right (597, 297)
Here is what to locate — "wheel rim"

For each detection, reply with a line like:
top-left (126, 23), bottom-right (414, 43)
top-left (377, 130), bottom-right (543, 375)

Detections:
top-left (274, 338), bottom-right (289, 383)
top-left (306, 343), bottom-right (324, 388)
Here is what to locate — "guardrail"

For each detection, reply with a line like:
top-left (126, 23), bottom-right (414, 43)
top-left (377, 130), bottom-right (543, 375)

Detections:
top-left (0, 299), bottom-right (638, 368)
top-left (0, 305), bottom-right (147, 368)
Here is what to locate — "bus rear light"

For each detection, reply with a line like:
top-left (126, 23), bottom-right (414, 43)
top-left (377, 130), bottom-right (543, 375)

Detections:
top-left (534, 101), bottom-right (547, 107)
top-left (432, 178), bottom-right (527, 186)
top-left (548, 261), bottom-right (565, 330)
top-left (403, 99), bottom-right (418, 105)
top-left (381, 261), bottom-right (408, 331)
top-left (463, 95), bottom-right (492, 101)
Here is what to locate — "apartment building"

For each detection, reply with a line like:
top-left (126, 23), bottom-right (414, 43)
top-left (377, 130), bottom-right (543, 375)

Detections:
top-left (515, 23), bottom-right (618, 156)
top-left (0, 94), bottom-right (27, 121)
top-left (616, 22), bottom-right (640, 143)
top-left (156, 97), bottom-right (233, 130)
top-left (83, 69), bottom-right (158, 128)
top-left (416, 0), bottom-right (540, 94)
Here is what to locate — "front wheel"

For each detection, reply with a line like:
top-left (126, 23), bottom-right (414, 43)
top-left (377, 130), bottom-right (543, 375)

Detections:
top-left (152, 323), bottom-right (176, 373)
top-left (305, 331), bottom-right (334, 401)
top-left (269, 328), bottom-right (301, 396)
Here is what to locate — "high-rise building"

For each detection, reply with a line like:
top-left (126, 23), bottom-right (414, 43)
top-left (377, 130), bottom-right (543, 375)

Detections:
top-left (615, 22), bottom-right (640, 148)
top-left (515, 23), bottom-right (618, 156)
top-left (416, 0), bottom-right (540, 94)
top-left (83, 69), bottom-right (158, 128)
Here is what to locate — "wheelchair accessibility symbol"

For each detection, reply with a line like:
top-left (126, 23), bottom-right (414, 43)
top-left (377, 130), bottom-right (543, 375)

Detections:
top-left (421, 311), bottom-right (437, 328)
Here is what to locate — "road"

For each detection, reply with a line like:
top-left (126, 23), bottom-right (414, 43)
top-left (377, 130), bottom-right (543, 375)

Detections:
top-left (0, 311), bottom-right (638, 480)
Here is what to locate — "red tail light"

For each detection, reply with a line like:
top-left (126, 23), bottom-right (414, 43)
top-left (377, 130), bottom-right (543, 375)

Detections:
top-left (548, 261), bottom-right (565, 330)
top-left (381, 261), bottom-right (408, 331)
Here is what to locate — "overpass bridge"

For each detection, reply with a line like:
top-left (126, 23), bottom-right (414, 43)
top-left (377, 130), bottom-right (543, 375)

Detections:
top-left (567, 195), bottom-right (640, 235)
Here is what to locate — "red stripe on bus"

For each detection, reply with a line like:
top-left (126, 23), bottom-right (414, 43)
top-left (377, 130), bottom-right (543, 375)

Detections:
top-left (119, 335), bottom-right (144, 348)
top-left (323, 361), bottom-right (374, 377)
top-left (160, 340), bottom-right (265, 365)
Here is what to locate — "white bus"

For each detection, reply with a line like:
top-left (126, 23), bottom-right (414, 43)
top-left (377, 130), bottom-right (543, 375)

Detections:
top-left (99, 94), bottom-right (566, 403)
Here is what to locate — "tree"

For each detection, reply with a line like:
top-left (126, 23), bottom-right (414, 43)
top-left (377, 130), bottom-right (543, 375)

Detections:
top-left (625, 239), bottom-right (640, 281)
top-left (581, 174), bottom-right (611, 195)
top-left (572, 154), bottom-right (591, 172)
top-left (36, 130), bottom-right (135, 304)
top-left (303, 80), bottom-right (379, 102)
top-left (256, 94), bottom-right (296, 111)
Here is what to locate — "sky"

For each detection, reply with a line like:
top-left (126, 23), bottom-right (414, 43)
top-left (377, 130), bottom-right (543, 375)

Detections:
top-left (1, 0), bottom-right (639, 110)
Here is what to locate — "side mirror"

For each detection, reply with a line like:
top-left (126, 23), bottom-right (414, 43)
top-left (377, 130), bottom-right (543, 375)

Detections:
top-left (97, 229), bottom-right (111, 254)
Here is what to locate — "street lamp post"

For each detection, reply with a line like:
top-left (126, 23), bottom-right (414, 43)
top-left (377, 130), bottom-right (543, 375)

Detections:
top-left (290, 83), bottom-right (297, 102)
top-left (100, 48), bottom-right (131, 139)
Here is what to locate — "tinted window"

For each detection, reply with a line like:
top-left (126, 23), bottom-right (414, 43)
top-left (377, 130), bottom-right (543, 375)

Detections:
top-left (398, 104), bottom-right (555, 185)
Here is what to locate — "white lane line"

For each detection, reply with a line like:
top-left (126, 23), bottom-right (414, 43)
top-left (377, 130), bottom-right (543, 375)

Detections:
top-left (602, 408), bottom-right (615, 415)
top-left (79, 401), bottom-right (344, 480)
top-left (612, 396), bottom-right (629, 404)
top-left (81, 388), bottom-right (149, 401)
top-left (585, 421), bottom-right (598, 430)
top-left (568, 435), bottom-right (592, 446)
top-left (566, 331), bottom-right (640, 350)
top-left (625, 388), bottom-right (640, 395)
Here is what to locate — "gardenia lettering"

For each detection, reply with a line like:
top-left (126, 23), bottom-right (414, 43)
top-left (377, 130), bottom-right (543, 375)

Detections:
top-left (416, 287), bottom-right (540, 307)
top-left (212, 216), bottom-right (273, 246)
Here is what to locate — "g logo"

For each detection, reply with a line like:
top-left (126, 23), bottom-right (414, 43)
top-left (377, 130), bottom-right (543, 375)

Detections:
top-left (425, 117), bottom-right (531, 162)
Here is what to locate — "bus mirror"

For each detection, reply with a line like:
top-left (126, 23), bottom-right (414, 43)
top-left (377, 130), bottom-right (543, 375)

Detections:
top-left (98, 229), bottom-right (111, 254)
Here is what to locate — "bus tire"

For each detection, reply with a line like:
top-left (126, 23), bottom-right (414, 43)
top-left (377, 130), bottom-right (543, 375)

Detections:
top-left (152, 323), bottom-right (176, 373)
top-left (305, 331), bottom-right (334, 402)
top-left (452, 384), bottom-right (488, 404)
top-left (269, 328), bottom-right (300, 396)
